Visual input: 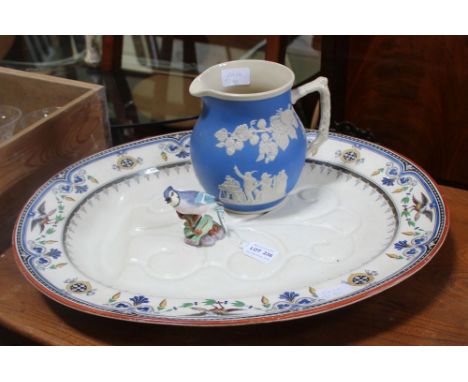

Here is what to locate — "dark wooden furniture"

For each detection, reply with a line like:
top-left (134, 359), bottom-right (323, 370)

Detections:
top-left (101, 35), bottom-right (123, 72)
top-left (265, 36), bottom-right (289, 63)
top-left (343, 36), bottom-right (468, 188)
top-left (0, 185), bottom-right (466, 345)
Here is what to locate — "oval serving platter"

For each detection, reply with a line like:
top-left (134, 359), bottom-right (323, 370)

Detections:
top-left (13, 131), bottom-right (448, 326)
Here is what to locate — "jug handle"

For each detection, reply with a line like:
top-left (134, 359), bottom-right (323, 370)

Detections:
top-left (291, 76), bottom-right (331, 157)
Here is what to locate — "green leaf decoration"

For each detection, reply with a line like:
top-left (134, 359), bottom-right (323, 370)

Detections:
top-left (50, 263), bottom-right (67, 269)
top-left (87, 175), bottom-right (99, 184)
top-left (180, 302), bottom-right (193, 308)
top-left (158, 299), bottom-right (167, 309)
top-left (308, 287), bottom-right (318, 297)
top-left (386, 253), bottom-right (404, 260)
top-left (401, 196), bottom-right (410, 204)
top-left (401, 210), bottom-right (410, 217)
top-left (203, 299), bottom-right (217, 306)
top-left (46, 228), bottom-right (55, 235)
top-left (408, 220), bottom-right (416, 227)
top-left (109, 292), bottom-right (121, 303)
top-left (232, 300), bottom-right (245, 307)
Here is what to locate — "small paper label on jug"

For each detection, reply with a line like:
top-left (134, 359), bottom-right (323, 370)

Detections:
top-left (222, 68), bottom-right (251, 87)
top-left (243, 242), bottom-right (278, 264)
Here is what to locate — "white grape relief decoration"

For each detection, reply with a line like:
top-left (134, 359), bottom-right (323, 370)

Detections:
top-left (214, 105), bottom-right (300, 163)
top-left (218, 166), bottom-right (288, 205)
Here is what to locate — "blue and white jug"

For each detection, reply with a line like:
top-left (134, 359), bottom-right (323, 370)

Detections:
top-left (189, 59), bottom-right (330, 213)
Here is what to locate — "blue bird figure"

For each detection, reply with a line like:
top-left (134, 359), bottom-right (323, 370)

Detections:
top-left (163, 186), bottom-right (217, 216)
top-left (163, 186), bottom-right (227, 247)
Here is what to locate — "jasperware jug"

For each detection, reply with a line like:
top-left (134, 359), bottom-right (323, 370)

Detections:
top-left (189, 59), bottom-right (330, 213)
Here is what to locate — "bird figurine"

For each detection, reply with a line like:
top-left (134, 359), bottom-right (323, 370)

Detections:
top-left (163, 186), bottom-right (226, 247)
top-left (30, 201), bottom-right (56, 233)
top-left (164, 186), bottom-right (218, 215)
top-left (411, 192), bottom-right (433, 222)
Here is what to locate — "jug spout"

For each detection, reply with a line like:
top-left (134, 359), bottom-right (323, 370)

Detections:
top-left (189, 76), bottom-right (212, 98)
top-left (189, 59), bottom-right (294, 101)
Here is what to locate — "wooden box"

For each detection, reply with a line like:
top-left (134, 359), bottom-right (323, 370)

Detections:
top-left (0, 67), bottom-right (110, 252)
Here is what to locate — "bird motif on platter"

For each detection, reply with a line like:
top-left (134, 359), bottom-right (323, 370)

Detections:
top-left (411, 193), bottom-right (433, 222)
top-left (30, 201), bottom-right (56, 233)
top-left (189, 302), bottom-right (242, 316)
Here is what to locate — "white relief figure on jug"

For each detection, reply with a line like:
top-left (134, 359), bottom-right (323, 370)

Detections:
top-left (218, 166), bottom-right (288, 205)
top-left (214, 105), bottom-right (300, 163)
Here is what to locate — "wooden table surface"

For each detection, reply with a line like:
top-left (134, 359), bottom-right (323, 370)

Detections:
top-left (1, 185), bottom-right (467, 345)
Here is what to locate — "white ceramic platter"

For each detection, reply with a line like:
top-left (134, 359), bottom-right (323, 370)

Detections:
top-left (13, 132), bottom-right (448, 326)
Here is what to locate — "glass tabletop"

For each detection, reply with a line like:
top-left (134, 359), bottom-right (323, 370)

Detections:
top-left (0, 36), bottom-right (322, 144)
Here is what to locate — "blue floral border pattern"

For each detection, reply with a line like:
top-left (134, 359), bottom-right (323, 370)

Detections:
top-left (159, 135), bottom-right (191, 161)
top-left (104, 290), bottom-right (325, 317)
top-left (24, 169), bottom-right (99, 271)
top-left (370, 160), bottom-right (440, 261)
